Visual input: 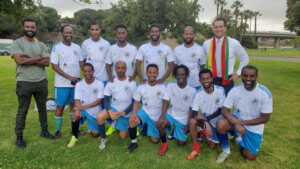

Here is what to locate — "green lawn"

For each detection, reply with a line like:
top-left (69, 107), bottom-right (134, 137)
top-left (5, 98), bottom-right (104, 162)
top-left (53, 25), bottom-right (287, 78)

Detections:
top-left (246, 48), bottom-right (300, 57)
top-left (0, 56), bottom-right (299, 168)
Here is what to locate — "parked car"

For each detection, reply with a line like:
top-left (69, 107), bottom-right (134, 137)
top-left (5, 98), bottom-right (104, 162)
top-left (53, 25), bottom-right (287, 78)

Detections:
top-left (0, 49), bottom-right (10, 56)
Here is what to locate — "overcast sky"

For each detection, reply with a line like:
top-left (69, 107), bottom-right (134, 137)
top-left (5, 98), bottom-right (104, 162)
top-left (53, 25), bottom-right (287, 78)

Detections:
top-left (42, 0), bottom-right (288, 32)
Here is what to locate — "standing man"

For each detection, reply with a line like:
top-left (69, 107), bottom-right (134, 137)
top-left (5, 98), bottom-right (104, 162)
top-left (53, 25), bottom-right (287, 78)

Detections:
top-left (51, 25), bottom-right (84, 139)
top-left (215, 65), bottom-right (272, 163)
top-left (203, 17), bottom-right (249, 95)
top-left (11, 18), bottom-right (54, 148)
top-left (174, 26), bottom-right (206, 90)
top-left (156, 65), bottom-right (196, 156)
top-left (81, 23), bottom-right (110, 83)
top-left (135, 24), bottom-right (174, 84)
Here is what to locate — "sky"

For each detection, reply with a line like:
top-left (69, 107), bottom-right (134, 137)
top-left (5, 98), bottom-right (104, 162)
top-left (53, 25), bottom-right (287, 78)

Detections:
top-left (42, 0), bottom-right (288, 32)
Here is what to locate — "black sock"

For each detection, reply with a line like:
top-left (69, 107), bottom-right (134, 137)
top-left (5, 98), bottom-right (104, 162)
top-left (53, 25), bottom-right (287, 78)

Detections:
top-left (98, 124), bottom-right (106, 139)
top-left (129, 127), bottom-right (137, 140)
top-left (72, 121), bottom-right (79, 138)
top-left (161, 134), bottom-right (167, 143)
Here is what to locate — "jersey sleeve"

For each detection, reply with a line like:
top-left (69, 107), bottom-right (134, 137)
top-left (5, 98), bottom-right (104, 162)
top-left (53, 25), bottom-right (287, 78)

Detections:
top-left (166, 46), bottom-right (174, 62)
top-left (97, 82), bottom-right (105, 99)
top-left (133, 86), bottom-right (142, 101)
top-left (50, 44), bottom-right (59, 64)
top-left (173, 48), bottom-right (179, 65)
top-left (198, 46), bottom-right (206, 65)
top-left (10, 40), bottom-right (23, 57)
top-left (77, 47), bottom-right (84, 62)
top-left (218, 87), bottom-right (226, 108)
top-left (135, 47), bottom-right (144, 61)
top-left (223, 89), bottom-right (235, 109)
top-left (233, 40), bottom-right (249, 76)
top-left (162, 85), bottom-right (171, 101)
top-left (261, 94), bottom-right (273, 114)
top-left (192, 93), bottom-right (200, 111)
top-left (103, 82), bottom-right (112, 96)
top-left (105, 48), bottom-right (113, 65)
top-left (74, 83), bottom-right (82, 100)
top-left (39, 42), bottom-right (50, 58)
top-left (81, 42), bottom-right (87, 60)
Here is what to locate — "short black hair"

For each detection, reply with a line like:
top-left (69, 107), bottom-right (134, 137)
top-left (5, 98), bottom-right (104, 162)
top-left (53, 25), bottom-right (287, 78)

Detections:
top-left (115, 24), bottom-right (127, 31)
top-left (146, 64), bottom-right (159, 72)
top-left (89, 23), bottom-right (101, 29)
top-left (22, 18), bottom-right (35, 26)
top-left (149, 23), bottom-right (161, 32)
top-left (213, 17), bottom-right (226, 27)
top-left (199, 68), bottom-right (212, 78)
top-left (242, 65), bottom-right (258, 75)
top-left (82, 63), bottom-right (94, 71)
top-left (60, 24), bottom-right (72, 33)
top-left (173, 65), bottom-right (189, 77)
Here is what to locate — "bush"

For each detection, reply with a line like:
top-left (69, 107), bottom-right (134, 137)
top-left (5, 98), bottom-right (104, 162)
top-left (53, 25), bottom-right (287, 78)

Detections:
top-left (290, 37), bottom-right (300, 48)
top-left (242, 36), bottom-right (258, 49)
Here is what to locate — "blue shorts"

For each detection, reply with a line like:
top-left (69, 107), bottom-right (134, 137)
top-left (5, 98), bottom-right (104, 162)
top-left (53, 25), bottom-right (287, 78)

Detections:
top-left (137, 109), bottom-right (160, 139)
top-left (207, 122), bottom-right (219, 143)
top-left (79, 110), bottom-right (99, 133)
top-left (106, 107), bottom-right (129, 132)
top-left (165, 114), bottom-right (187, 142)
top-left (55, 88), bottom-right (74, 106)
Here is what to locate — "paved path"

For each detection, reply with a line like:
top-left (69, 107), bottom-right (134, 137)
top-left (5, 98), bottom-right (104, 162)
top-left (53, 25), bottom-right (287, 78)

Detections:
top-left (250, 56), bottom-right (300, 62)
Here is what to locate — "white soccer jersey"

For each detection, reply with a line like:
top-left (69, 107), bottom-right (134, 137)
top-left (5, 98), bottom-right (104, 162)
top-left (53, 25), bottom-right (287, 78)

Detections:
top-left (133, 83), bottom-right (166, 121)
top-left (104, 77), bottom-right (137, 117)
top-left (51, 42), bottom-right (83, 88)
top-left (81, 38), bottom-right (110, 81)
top-left (192, 85), bottom-right (225, 127)
top-left (223, 83), bottom-right (273, 134)
top-left (174, 43), bottom-right (206, 87)
top-left (163, 82), bottom-right (196, 125)
top-left (135, 43), bottom-right (174, 80)
top-left (74, 79), bottom-right (104, 118)
top-left (105, 43), bottom-right (137, 77)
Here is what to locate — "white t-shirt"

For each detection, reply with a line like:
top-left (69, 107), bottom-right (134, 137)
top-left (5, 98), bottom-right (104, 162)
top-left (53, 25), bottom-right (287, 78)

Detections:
top-left (105, 43), bottom-right (137, 77)
top-left (192, 85), bottom-right (225, 127)
top-left (51, 42), bottom-right (83, 88)
top-left (81, 38), bottom-right (110, 81)
top-left (133, 83), bottom-right (166, 121)
top-left (163, 82), bottom-right (196, 125)
top-left (174, 43), bottom-right (206, 87)
top-left (202, 36), bottom-right (249, 76)
top-left (74, 79), bottom-right (104, 118)
top-left (104, 77), bottom-right (137, 117)
top-left (135, 43), bottom-right (174, 80)
top-left (223, 83), bottom-right (273, 134)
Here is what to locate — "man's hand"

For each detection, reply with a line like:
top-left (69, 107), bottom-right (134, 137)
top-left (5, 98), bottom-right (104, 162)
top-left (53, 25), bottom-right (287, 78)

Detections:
top-left (129, 114), bottom-right (140, 127)
top-left (156, 116), bottom-right (167, 129)
top-left (139, 78), bottom-right (146, 84)
top-left (108, 76), bottom-right (114, 83)
top-left (78, 105), bottom-right (87, 111)
top-left (108, 110), bottom-right (120, 120)
top-left (157, 78), bottom-right (165, 84)
top-left (227, 116), bottom-right (241, 125)
top-left (195, 115), bottom-right (207, 121)
top-left (235, 124), bottom-right (246, 135)
top-left (183, 125), bottom-right (189, 134)
top-left (69, 77), bottom-right (80, 84)
top-left (129, 76), bottom-right (136, 82)
top-left (230, 73), bottom-right (239, 82)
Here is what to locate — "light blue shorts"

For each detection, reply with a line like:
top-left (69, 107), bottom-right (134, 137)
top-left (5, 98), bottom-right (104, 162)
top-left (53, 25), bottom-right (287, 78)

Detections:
top-left (55, 88), bottom-right (74, 106)
top-left (208, 122), bottom-right (220, 143)
top-left (79, 110), bottom-right (99, 133)
top-left (106, 107), bottom-right (129, 132)
top-left (137, 109), bottom-right (160, 139)
top-left (165, 114), bottom-right (187, 142)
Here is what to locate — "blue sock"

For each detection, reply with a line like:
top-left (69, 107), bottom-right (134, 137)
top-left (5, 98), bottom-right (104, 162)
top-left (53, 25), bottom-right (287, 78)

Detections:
top-left (98, 124), bottom-right (106, 139)
top-left (218, 133), bottom-right (230, 154)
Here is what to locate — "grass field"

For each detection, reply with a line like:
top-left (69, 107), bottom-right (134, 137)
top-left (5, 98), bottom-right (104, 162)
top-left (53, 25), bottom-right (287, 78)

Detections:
top-left (0, 56), bottom-right (299, 169)
top-left (246, 49), bottom-right (300, 57)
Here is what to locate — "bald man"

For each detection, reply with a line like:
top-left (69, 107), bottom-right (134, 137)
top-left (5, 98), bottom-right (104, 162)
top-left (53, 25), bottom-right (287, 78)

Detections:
top-left (96, 61), bottom-right (137, 150)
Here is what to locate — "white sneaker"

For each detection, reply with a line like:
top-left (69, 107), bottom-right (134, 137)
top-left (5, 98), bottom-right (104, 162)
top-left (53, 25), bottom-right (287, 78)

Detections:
top-left (235, 134), bottom-right (242, 145)
top-left (98, 138), bottom-right (107, 150)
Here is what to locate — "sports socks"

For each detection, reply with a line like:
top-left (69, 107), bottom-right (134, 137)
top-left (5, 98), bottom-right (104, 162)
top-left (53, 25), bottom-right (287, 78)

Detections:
top-left (98, 124), bottom-right (106, 139)
top-left (161, 134), bottom-right (167, 143)
top-left (192, 142), bottom-right (200, 153)
top-left (71, 121), bottom-right (79, 138)
top-left (129, 127), bottom-right (137, 143)
top-left (218, 133), bottom-right (230, 154)
top-left (54, 116), bottom-right (62, 132)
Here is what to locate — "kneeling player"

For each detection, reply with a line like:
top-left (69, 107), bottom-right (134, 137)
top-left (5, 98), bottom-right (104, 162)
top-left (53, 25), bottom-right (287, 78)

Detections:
top-left (156, 65), bottom-right (196, 155)
top-left (96, 61), bottom-right (136, 150)
top-left (187, 69), bottom-right (225, 160)
top-left (67, 63), bottom-right (104, 148)
top-left (216, 65), bottom-right (272, 163)
top-left (126, 64), bottom-right (166, 153)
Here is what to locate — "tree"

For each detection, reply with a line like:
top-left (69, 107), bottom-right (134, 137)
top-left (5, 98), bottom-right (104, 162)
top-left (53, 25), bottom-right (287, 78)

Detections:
top-left (219, 0), bottom-right (227, 15)
top-left (284, 0), bottom-right (300, 35)
top-left (214, 0), bottom-right (221, 17)
top-left (253, 11), bottom-right (261, 36)
top-left (231, 0), bottom-right (243, 39)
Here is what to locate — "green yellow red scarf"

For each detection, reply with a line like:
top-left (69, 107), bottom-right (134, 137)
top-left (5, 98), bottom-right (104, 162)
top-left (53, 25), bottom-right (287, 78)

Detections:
top-left (206, 35), bottom-right (229, 86)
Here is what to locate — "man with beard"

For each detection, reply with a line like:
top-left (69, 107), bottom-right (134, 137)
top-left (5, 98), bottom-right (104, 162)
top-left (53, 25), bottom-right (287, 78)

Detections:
top-left (10, 18), bottom-right (54, 148)
top-left (81, 23), bottom-right (110, 83)
top-left (104, 24), bottom-right (137, 136)
top-left (96, 61), bottom-right (137, 150)
top-left (202, 17), bottom-right (249, 95)
top-left (67, 63), bottom-right (104, 148)
top-left (135, 24), bottom-right (174, 84)
top-left (186, 68), bottom-right (225, 160)
top-left (125, 64), bottom-right (166, 153)
top-left (156, 65), bottom-right (196, 156)
top-left (215, 65), bottom-right (272, 163)
top-left (51, 25), bottom-right (84, 139)
top-left (173, 26), bottom-right (206, 90)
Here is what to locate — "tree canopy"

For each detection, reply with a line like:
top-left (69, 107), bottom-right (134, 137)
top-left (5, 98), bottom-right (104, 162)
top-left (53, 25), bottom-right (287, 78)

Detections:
top-left (284, 0), bottom-right (300, 35)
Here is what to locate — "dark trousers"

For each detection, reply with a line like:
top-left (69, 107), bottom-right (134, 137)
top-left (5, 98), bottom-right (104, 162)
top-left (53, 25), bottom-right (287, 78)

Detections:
top-left (15, 79), bottom-right (48, 136)
top-left (212, 75), bottom-right (234, 96)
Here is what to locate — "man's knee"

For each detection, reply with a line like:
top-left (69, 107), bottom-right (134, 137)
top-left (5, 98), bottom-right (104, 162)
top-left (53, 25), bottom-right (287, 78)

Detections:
top-left (91, 132), bottom-right (100, 138)
top-left (208, 141), bottom-right (218, 149)
top-left (189, 118), bottom-right (198, 127)
top-left (96, 111), bottom-right (107, 124)
top-left (216, 118), bottom-right (230, 134)
top-left (177, 141), bottom-right (186, 146)
top-left (119, 132), bottom-right (128, 139)
top-left (150, 137), bottom-right (160, 144)
top-left (73, 113), bottom-right (81, 121)
top-left (242, 149), bottom-right (257, 161)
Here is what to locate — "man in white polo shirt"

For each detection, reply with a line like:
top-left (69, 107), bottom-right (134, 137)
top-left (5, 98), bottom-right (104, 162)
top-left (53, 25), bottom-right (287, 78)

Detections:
top-left (215, 65), bottom-right (272, 163)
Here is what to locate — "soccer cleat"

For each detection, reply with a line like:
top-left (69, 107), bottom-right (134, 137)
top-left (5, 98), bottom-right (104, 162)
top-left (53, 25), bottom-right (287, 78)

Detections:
top-left (158, 143), bottom-right (168, 155)
top-left (40, 130), bottom-right (55, 139)
top-left (139, 129), bottom-right (147, 138)
top-left (216, 152), bottom-right (230, 164)
top-left (126, 143), bottom-right (138, 154)
top-left (67, 136), bottom-right (78, 148)
top-left (234, 134), bottom-right (242, 145)
top-left (87, 130), bottom-right (92, 135)
top-left (16, 136), bottom-right (26, 148)
top-left (106, 126), bottom-right (116, 136)
top-left (167, 134), bottom-right (174, 140)
top-left (54, 131), bottom-right (61, 139)
top-left (186, 150), bottom-right (200, 160)
top-left (98, 138), bottom-right (107, 150)
top-left (136, 129), bottom-right (140, 137)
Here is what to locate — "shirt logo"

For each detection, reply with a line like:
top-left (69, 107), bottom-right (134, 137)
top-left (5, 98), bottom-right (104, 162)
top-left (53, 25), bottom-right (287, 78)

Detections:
top-left (157, 91), bottom-right (162, 97)
top-left (215, 98), bottom-right (220, 104)
top-left (93, 88), bottom-right (98, 95)
top-left (99, 46), bottom-right (104, 52)
top-left (183, 95), bottom-right (189, 102)
top-left (157, 50), bottom-right (162, 55)
top-left (63, 63), bottom-right (67, 66)
top-left (124, 86), bottom-right (129, 92)
top-left (144, 102), bottom-right (148, 106)
top-left (74, 50), bottom-right (78, 56)
top-left (191, 53), bottom-right (196, 59)
top-left (81, 100), bottom-right (85, 104)
top-left (113, 97), bottom-right (116, 101)
top-left (125, 52), bottom-right (130, 58)
top-left (145, 60), bottom-right (149, 64)
top-left (88, 57), bottom-right (91, 60)
top-left (252, 98), bottom-right (258, 104)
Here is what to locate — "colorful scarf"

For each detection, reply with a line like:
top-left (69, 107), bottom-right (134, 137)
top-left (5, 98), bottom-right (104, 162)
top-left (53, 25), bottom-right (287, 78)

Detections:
top-left (206, 35), bottom-right (229, 86)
